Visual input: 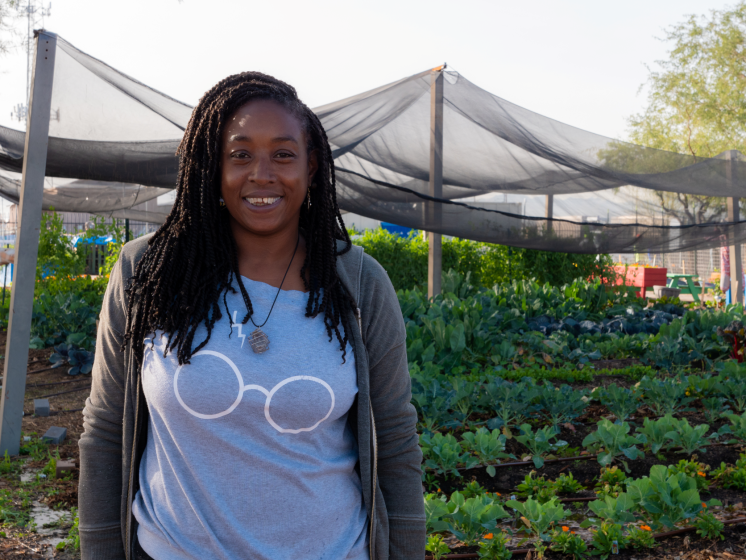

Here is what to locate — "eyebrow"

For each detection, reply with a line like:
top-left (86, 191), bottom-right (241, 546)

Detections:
top-left (227, 134), bottom-right (299, 144)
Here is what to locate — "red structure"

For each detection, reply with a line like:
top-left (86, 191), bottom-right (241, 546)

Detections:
top-left (611, 266), bottom-right (668, 298)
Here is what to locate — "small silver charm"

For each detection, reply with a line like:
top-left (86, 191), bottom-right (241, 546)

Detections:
top-left (248, 328), bottom-right (270, 353)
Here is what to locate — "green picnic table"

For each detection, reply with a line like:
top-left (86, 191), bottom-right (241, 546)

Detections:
top-left (666, 273), bottom-right (702, 303)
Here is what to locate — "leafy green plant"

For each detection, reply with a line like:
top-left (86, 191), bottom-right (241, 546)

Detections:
top-left (554, 472), bottom-right (584, 494)
top-left (506, 497), bottom-right (569, 543)
top-left (667, 459), bottom-right (710, 491)
top-left (426, 534), bottom-right (450, 560)
top-left (701, 396), bottom-right (730, 424)
top-left (477, 531), bottom-right (513, 560)
top-left (537, 382), bottom-right (588, 426)
top-left (461, 481), bottom-right (489, 499)
top-left (420, 432), bottom-right (478, 478)
top-left (50, 343), bottom-right (95, 375)
top-left (0, 452), bottom-right (17, 476)
top-left (590, 522), bottom-right (627, 559)
top-left (461, 428), bottom-right (514, 476)
top-left (664, 418), bottom-right (711, 455)
top-left (30, 292), bottom-right (99, 350)
top-left (695, 511), bottom-right (724, 540)
top-left (626, 464), bottom-right (720, 530)
top-left (484, 377), bottom-right (538, 436)
top-left (711, 454), bottom-right (746, 490)
top-left (721, 411), bottom-right (746, 443)
top-left (445, 491), bottom-right (510, 546)
top-left (582, 419), bottom-right (645, 471)
top-left (424, 494), bottom-right (451, 533)
top-left (585, 493), bottom-right (638, 525)
top-left (449, 378), bottom-right (481, 426)
top-left (18, 434), bottom-right (50, 460)
top-left (594, 466), bottom-right (629, 500)
top-left (626, 525), bottom-right (657, 549)
top-left (635, 415), bottom-right (679, 454)
top-left (687, 373), bottom-right (721, 398)
top-left (637, 374), bottom-right (695, 416)
top-left (550, 528), bottom-right (588, 559)
top-left (55, 508), bottom-right (80, 552)
top-left (515, 424), bottom-right (568, 468)
top-left (717, 377), bottom-right (746, 413)
top-left (516, 472), bottom-right (558, 504)
top-left (594, 383), bottom-right (639, 423)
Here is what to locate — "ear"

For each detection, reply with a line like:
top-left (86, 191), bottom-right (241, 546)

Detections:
top-left (307, 150), bottom-right (319, 187)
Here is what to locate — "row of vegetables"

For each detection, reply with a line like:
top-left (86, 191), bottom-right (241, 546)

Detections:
top-left (424, 457), bottom-right (746, 559)
top-left (412, 364), bottom-right (746, 434)
top-left (400, 273), bottom-right (744, 371)
top-left (421, 411), bottom-right (746, 478)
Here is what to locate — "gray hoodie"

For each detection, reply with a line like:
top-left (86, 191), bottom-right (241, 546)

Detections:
top-left (78, 234), bottom-right (426, 560)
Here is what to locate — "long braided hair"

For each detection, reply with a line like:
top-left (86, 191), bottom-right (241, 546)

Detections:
top-left (123, 72), bottom-right (355, 365)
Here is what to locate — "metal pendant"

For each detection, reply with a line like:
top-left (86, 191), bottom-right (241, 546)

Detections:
top-left (248, 328), bottom-right (270, 353)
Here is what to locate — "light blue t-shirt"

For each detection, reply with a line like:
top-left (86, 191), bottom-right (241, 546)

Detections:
top-left (132, 277), bottom-right (369, 560)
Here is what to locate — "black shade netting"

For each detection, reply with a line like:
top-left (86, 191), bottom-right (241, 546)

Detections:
top-left (0, 35), bottom-right (745, 250)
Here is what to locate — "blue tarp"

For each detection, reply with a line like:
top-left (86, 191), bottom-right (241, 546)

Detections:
top-left (72, 235), bottom-right (115, 247)
top-left (381, 222), bottom-right (413, 238)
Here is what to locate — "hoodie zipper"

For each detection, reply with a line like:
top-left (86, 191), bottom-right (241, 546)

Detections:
top-left (369, 399), bottom-right (378, 560)
top-left (125, 374), bottom-right (141, 560)
top-left (356, 307), bottom-right (377, 559)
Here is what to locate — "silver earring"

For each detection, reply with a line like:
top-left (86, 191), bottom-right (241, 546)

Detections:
top-left (306, 190), bottom-right (311, 209)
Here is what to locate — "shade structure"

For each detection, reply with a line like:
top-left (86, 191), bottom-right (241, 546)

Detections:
top-left (1, 35), bottom-right (745, 252)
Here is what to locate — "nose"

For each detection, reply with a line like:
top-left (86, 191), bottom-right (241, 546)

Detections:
top-left (247, 155), bottom-right (275, 186)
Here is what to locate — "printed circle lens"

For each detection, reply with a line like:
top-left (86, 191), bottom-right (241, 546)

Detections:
top-left (173, 350), bottom-right (244, 419)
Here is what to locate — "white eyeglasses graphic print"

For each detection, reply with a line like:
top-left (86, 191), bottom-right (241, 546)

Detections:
top-left (173, 350), bottom-right (335, 434)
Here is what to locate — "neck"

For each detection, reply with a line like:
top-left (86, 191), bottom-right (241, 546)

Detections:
top-left (230, 221), bottom-right (307, 291)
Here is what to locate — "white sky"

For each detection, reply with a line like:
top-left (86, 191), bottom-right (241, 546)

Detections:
top-left (0, 0), bottom-right (735, 140)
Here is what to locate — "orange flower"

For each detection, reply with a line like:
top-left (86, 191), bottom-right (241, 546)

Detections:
top-left (702, 502), bottom-right (707, 508)
top-left (640, 525), bottom-right (651, 531)
top-left (484, 533), bottom-right (494, 540)
top-left (437, 488), bottom-right (441, 492)
top-left (698, 471), bottom-right (706, 477)
top-left (571, 531), bottom-right (576, 534)
top-left (495, 492), bottom-right (501, 496)
top-left (562, 526), bottom-right (569, 532)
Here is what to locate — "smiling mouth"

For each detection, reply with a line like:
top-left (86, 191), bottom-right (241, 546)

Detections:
top-left (243, 196), bottom-right (282, 207)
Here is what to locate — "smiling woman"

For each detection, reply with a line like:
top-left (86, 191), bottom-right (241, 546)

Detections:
top-left (77, 73), bottom-right (425, 560)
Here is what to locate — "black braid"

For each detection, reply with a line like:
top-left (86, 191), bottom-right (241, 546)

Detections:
top-left (124, 72), bottom-right (355, 366)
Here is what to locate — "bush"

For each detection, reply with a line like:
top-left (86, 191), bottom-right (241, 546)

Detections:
top-left (351, 227), bottom-right (614, 290)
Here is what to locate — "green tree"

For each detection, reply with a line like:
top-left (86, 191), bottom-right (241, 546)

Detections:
top-left (0, 0), bottom-right (19, 58)
top-left (625, 3), bottom-right (746, 224)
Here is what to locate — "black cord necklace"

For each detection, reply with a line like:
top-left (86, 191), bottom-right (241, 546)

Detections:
top-left (246, 234), bottom-right (301, 354)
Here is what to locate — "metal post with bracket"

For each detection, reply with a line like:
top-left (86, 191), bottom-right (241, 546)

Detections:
top-left (0, 30), bottom-right (57, 455)
top-left (427, 65), bottom-right (444, 299)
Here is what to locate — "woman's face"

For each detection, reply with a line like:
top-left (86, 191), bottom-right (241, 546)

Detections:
top-left (220, 99), bottom-right (317, 238)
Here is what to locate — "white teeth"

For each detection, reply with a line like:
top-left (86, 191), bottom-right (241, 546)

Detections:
top-left (244, 196), bottom-right (281, 206)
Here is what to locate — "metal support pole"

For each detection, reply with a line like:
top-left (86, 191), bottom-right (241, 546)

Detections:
top-left (125, 218), bottom-right (130, 243)
top-left (427, 67), bottom-right (444, 299)
top-left (545, 194), bottom-right (554, 232)
top-left (727, 150), bottom-right (743, 306)
top-left (0, 31), bottom-right (56, 456)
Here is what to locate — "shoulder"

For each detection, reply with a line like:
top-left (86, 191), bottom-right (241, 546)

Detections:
top-left (335, 239), bottom-right (405, 345)
top-left (335, 239), bottom-right (396, 306)
top-left (118, 232), bottom-right (155, 278)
